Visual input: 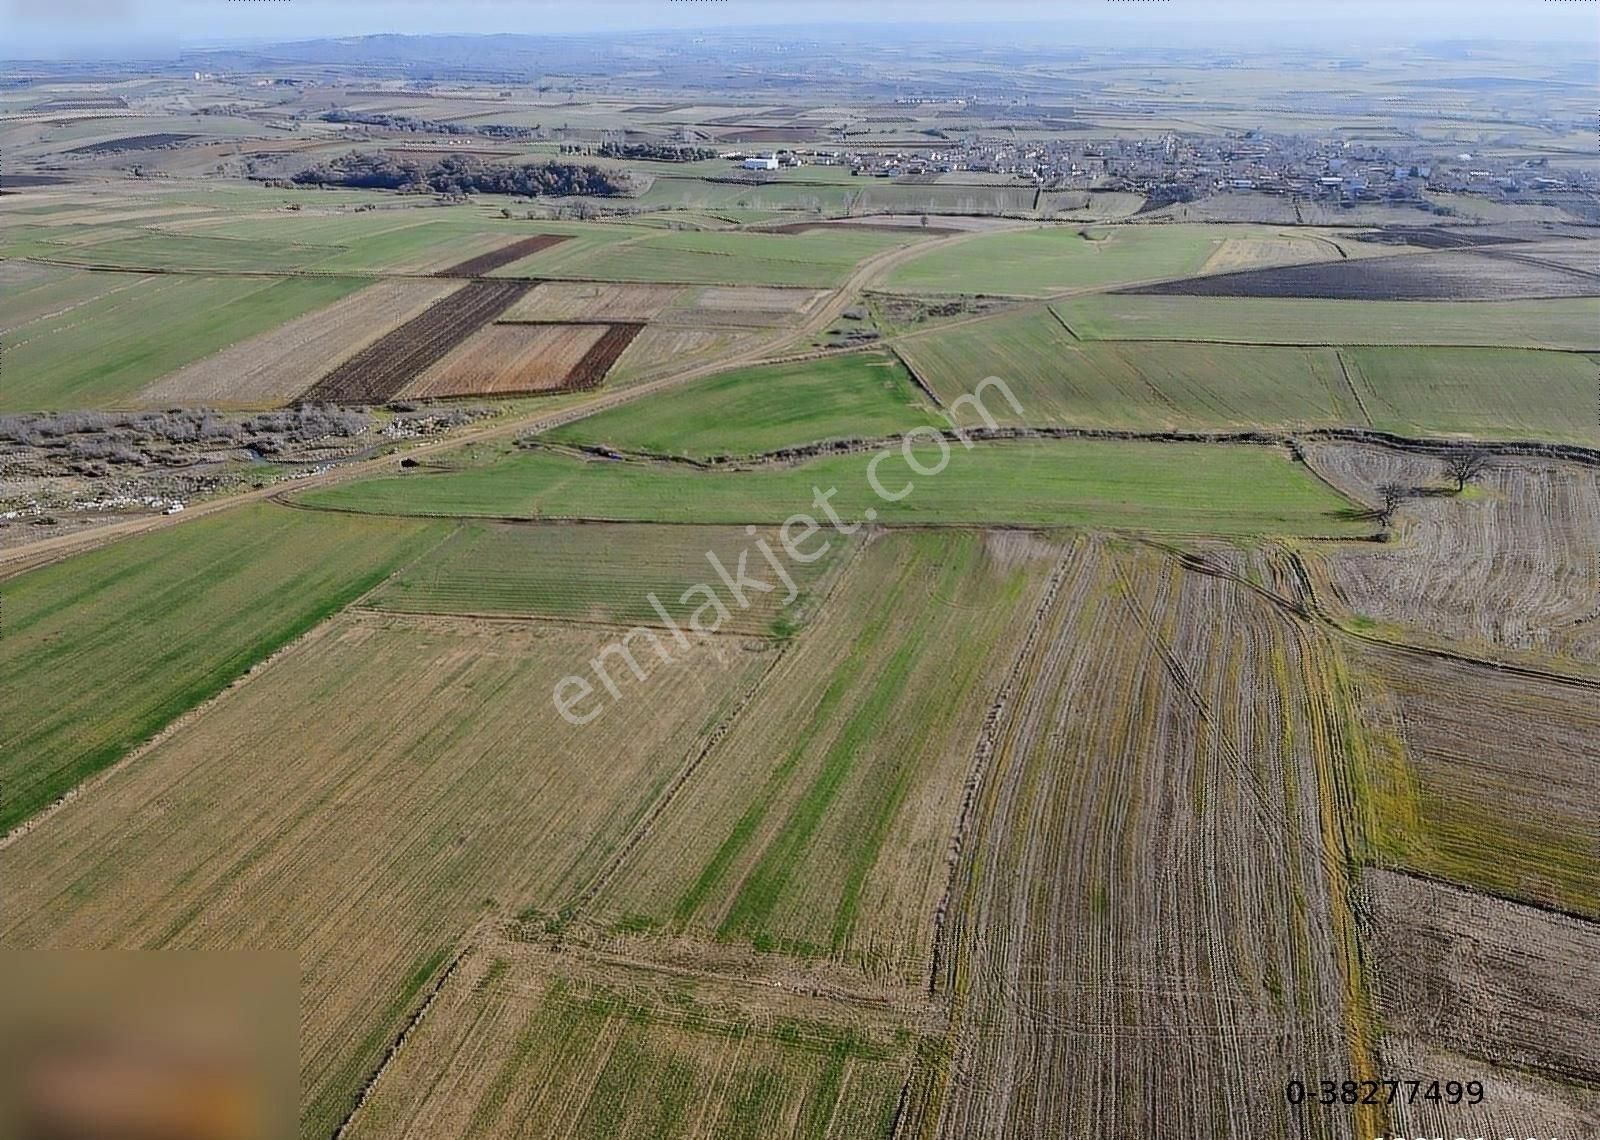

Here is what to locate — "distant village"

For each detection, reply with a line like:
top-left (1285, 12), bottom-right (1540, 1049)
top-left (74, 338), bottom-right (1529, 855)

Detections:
top-left (719, 130), bottom-right (1595, 213)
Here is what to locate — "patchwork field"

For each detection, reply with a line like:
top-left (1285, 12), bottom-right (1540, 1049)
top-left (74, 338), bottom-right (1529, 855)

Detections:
top-left (1, 273), bottom-right (366, 410)
top-left (135, 279), bottom-right (466, 407)
top-left (606, 326), bottom-right (753, 384)
top-left (366, 520), bottom-right (853, 636)
top-left (0, 610), bottom-right (768, 1135)
top-left (295, 438), bottom-right (1368, 536)
top-left (402, 322), bottom-right (613, 398)
top-left (303, 279), bottom-right (534, 403)
top-left (897, 309), bottom-right (1361, 430)
top-left (500, 281), bottom-right (686, 322)
top-left (1052, 293), bottom-right (1600, 351)
top-left (0, 503), bottom-right (443, 834)
top-left (594, 529), bottom-right (1065, 978)
top-left (658, 285), bottom-right (829, 328)
top-left (546, 351), bottom-right (943, 457)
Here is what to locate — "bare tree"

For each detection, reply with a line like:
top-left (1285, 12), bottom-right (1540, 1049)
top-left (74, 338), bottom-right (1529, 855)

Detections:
top-left (1443, 447), bottom-right (1490, 492)
top-left (1376, 481), bottom-right (1408, 528)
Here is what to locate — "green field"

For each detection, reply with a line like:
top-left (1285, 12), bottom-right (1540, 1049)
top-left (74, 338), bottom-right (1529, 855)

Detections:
top-left (1, 273), bottom-right (365, 409)
top-left (897, 309), bottom-right (1362, 430)
top-left (882, 224), bottom-right (1227, 296)
top-left (367, 521), bottom-right (853, 636)
top-left (295, 438), bottom-right (1366, 536)
top-left (597, 528), bottom-right (1060, 973)
top-left (1344, 346), bottom-right (1600, 443)
top-left (53, 230), bottom-right (345, 273)
top-left (500, 227), bottom-right (924, 287)
top-left (546, 351), bottom-right (944, 457)
top-left (1054, 293), bottom-right (1600, 351)
top-left (0, 504), bottom-right (441, 832)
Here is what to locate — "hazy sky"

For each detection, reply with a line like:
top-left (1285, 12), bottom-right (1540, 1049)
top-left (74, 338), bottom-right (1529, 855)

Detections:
top-left (5, 0), bottom-right (1596, 59)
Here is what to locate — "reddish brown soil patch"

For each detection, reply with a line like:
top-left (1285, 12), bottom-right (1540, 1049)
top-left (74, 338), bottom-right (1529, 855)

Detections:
top-left (434, 234), bottom-right (570, 278)
top-left (299, 279), bottom-right (533, 403)
top-left (562, 323), bottom-right (645, 391)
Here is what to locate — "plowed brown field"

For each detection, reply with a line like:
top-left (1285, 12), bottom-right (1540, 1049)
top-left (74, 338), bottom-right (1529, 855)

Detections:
top-left (136, 280), bottom-right (466, 407)
top-left (301, 279), bottom-right (533, 403)
top-left (434, 234), bottom-right (570, 277)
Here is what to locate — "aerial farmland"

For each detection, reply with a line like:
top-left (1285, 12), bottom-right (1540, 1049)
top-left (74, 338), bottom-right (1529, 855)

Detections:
top-left (1, 6), bottom-right (1597, 1139)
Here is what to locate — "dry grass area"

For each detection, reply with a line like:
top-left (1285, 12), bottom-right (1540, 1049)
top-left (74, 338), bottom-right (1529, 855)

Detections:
top-left (403, 322), bottom-right (609, 398)
top-left (134, 280), bottom-right (466, 407)
top-left (1302, 443), bottom-right (1600, 672)
top-left (932, 538), bottom-right (1370, 1140)
top-left (344, 935), bottom-right (930, 1139)
top-left (1198, 233), bottom-right (1344, 275)
top-left (1347, 644), bottom-right (1600, 918)
top-left (1376, 1041), bottom-right (1600, 1139)
top-left (0, 612), bottom-right (768, 1136)
top-left (658, 285), bottom-right (828, 328)
top-left (1360, 869), bottom-right (1600, 1085)
top-left (499, 282), bottom-right (685, 322)
top-left (606, 327), bottom-right (754, 385)
top-left (593, 529), bottom-right (1065, 985)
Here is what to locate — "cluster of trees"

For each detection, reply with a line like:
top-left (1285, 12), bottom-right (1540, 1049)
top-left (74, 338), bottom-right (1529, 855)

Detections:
top-left (595, 142), bottom-right (719, 162)
top-left (319, 110), bottom-right (540, 140)
top-left (289, 152), bottom-right (629, 197)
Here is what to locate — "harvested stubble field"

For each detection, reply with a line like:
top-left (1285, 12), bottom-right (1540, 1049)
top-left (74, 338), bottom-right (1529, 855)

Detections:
top-left (545, 351), bottom-right (943, 458)
top-left (1127, 247), bottom-right (1600, 300)
top-left (1348, 643), bottom-right (1600, 918)
top-left (1301, 443), bottom-right (1600, 668)
top-left (0, 504), bottom-right (443, 834)
top-left (0, 610), bottom-right (769, 1135)
top-left (402, 322), bottom-right (611, 398)
top-left (302, 278), bottom-right (533, 403)
top-left (593, 529), bottom-right (1064, 980)
top-left (655, 285), bottom-right (829, 329)
top-left (931, 538), bottom-right (1371, 1140)
top-left (135, 279), bottom-right (466, 407)
top-left (434, 233), bottom-right (570, 278)
top-left (897, 309), bottom-right (1361, 431)
top-left (344, 939), bottom-right (925, 1140)
top-left (295, 439), bottom-right (1368, 537)
top-left (1051, 294), bottom-right (1600, 351)
top-left (499, 281), bottom-right (686, 323)
top-left (1, 273), bottom-right (367, 410)
top-left (605, 326), bottom-right (751, 385)
top-left (366, 520), bottom-right (852, 636)
top-left (1360, 869), bottom-right (1600, 1090)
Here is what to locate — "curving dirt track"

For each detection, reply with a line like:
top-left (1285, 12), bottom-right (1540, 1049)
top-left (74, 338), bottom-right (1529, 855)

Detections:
top-left (0, 227), bottom-right (989, 581)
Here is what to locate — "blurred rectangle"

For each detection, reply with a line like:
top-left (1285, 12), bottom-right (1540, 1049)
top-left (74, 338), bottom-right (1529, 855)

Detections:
top-left (0, 951), bottom-right (294, 1140)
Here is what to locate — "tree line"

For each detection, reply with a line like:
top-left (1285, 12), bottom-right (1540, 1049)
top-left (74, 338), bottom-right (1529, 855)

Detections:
top-left (319, 110), bottom-right (540, 140)
top-left (288, 152), bottom-right (631, 197)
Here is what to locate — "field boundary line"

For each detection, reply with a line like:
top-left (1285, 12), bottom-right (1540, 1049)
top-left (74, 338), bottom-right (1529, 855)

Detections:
top-left (560, 530), bottom-right (875, 919)
top-left (1369, 866), bottom-right (1600, 930)
top-left (1275, 545), bottom-right (1600, 692)
top-left (1334, 349), bottom-right (1376, 427)
top-left (886, 343), bottom-right (945, 409)
top-left (330, 932), bottom-right (478, 1140)
top-left (925, 539), bottom-right (1079, 998)
top-left (0, 608), bottom-right (347, 853)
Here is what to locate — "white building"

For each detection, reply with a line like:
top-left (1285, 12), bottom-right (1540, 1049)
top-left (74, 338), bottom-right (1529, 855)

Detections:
top-left (743, 155), bottom-right (779, 171)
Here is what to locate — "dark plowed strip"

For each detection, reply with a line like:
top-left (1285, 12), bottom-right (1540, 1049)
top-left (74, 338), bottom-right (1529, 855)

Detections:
top-left (301, 280), bottom-right (533, 404)
top-left (561, 323), bottom-right (644, 391)
top-left (434, 234), bottom-right (570, 278)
